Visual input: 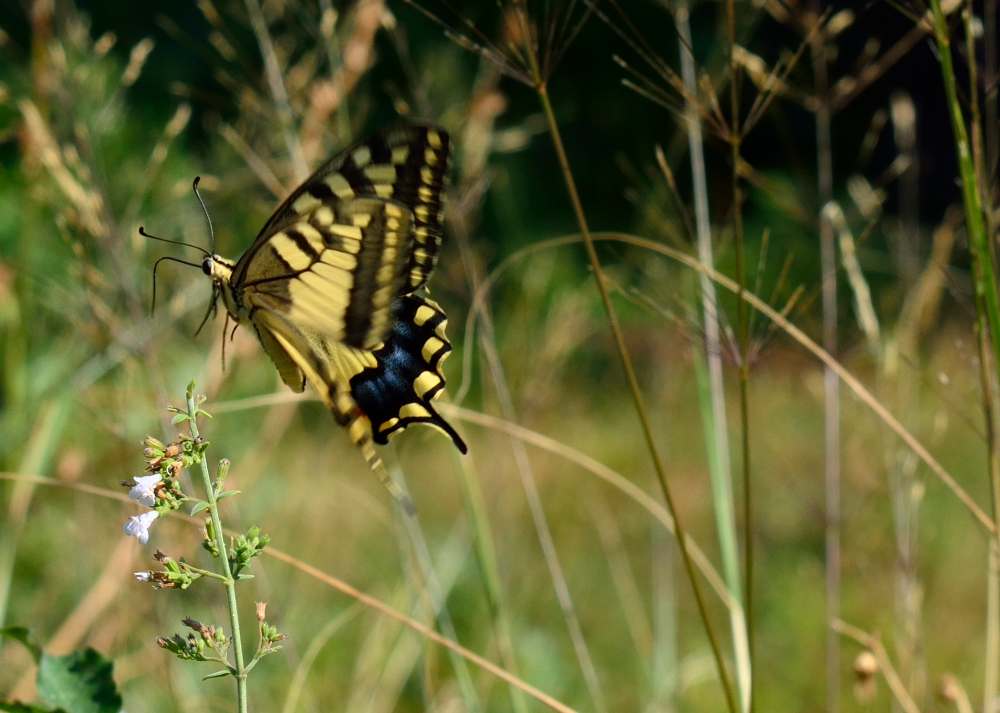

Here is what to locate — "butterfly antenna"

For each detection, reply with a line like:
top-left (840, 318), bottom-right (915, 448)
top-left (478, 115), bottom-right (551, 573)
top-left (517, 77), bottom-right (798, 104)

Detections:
top-left (139, 226), bottom-right (211, 258)
top-left (151, 255), bottom-right (203, 314)
top-left (192, 177), bottom-right (216, 255)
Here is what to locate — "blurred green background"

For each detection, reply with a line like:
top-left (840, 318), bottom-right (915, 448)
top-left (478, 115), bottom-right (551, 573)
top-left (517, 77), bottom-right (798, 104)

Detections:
top-left (0, 0), bottom-right (995, 711)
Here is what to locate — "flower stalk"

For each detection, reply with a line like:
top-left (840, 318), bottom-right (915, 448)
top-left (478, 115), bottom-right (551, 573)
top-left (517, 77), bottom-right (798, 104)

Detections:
top-left (124, 383), bottom-right (279, 712)
top-left (185, 385), bottom-right (250, 713)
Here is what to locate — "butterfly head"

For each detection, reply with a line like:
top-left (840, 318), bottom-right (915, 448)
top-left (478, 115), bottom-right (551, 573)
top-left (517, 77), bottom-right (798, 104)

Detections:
top-left (201, 254), bottom-right (233, 284)
top-left (200, 254), bottom-right (243, 323)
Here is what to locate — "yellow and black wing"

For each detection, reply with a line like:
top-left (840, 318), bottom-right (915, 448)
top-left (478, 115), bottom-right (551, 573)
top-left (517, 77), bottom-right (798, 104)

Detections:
top-left (233, 124), bottom-right (450, 294)
top-left (249, 293), bottom-right (467, 470)
top-left (240, 198), bottom-right (414, 349)
top-left (228, 123), bottom-right (464, 483)
top-left (348, 294), bottom-right (466, 452)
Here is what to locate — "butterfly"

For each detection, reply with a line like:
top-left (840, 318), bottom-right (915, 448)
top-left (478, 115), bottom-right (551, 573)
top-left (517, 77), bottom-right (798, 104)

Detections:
top-left (168, 125), bottom-right (468, 490)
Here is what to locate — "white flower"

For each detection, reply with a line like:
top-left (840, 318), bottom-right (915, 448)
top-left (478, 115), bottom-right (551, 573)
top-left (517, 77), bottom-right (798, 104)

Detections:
top-left (134, 571), bottom-right (153, 582)
top-left (123, 511), bottom-right (159, 544)
top-left (128, 474), bottom-right (162, 507)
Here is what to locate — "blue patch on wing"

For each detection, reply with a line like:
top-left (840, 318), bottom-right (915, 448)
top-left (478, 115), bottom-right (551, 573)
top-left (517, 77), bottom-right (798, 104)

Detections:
top-left (349, 295), bottom-right (467, 453)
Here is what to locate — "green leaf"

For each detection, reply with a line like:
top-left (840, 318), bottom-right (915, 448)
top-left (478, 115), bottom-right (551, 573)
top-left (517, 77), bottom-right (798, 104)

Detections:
top-left (189, 500), bottom-right (210, 516)
top-left (201, 669), bottom-right (232, 681)
top-left (215, 490), bottom-right (240, 501)
top-left (37, 649), bottom-right (122, 713)
top-left (0, 627), bottom-right (41, 662)
top-left (171, 413), bottom-right (189, 425)
top-left (0, 701), bottom-right (62, 712)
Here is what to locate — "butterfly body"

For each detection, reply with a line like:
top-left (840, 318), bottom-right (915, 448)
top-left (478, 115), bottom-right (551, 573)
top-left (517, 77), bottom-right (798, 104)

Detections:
top-left (202, 255), bottom-right (244, 321)
top-left (199, 125), bottom-right (466, 478)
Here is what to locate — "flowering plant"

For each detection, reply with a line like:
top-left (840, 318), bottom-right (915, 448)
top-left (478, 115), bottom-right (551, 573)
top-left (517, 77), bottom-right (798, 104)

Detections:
top-left (122, 382), bottom-right (283, 712)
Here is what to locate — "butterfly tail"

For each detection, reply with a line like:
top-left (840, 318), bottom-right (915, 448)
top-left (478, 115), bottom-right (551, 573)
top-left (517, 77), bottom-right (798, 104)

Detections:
top-left (334, 385), bottom-right (416, 514)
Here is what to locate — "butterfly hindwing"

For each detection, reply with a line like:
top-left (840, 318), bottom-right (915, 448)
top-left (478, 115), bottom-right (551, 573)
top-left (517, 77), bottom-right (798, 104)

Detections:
top-left (348, 294), bottom-right (467, 453)
top-left (241, 197), bottom-right (413, 349)
top-left (250, 293), bottom-right (466, 460)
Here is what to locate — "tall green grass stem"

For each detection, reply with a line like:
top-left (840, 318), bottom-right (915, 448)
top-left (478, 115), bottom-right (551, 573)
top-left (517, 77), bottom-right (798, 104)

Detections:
top-left (725, 0), bottom-right (754, 707)
top-left (929, 0), bottom-right (1000, 379)
top-left (676, 4), bottom-right (751, 707)
top-left (930, 3), bottom-right (1000, 702)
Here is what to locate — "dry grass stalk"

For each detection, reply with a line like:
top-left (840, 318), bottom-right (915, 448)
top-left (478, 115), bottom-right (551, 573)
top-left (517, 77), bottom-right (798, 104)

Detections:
top-left (301, 0), bottom-right (384, 160)
top-left (822, 202), bottom-right (881, 348)
top-left (19, 100), bottom-right (108, 239)
top-left (832, 619), bottom-right (921, 713)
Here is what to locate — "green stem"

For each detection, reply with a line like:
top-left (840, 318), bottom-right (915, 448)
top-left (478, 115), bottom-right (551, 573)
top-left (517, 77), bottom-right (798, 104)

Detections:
top-left (187, 392), bottom-right (248, 713)
top-left (930, 0), bottom-right (1000, 379)
top-left (532, 79), bottom-right (738, 713)
top-left (931, 9), bottom-right (1000, 698)
top-left (726, 0), bottom-right (754, 708)
top-left (184, 564), bottom-right (232, 583)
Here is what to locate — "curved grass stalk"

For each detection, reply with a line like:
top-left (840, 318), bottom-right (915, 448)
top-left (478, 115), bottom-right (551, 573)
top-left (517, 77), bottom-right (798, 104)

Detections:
top-left (461, 233), bottom-right (996, 534)
top-left (179, 392), bottom-right (740, 609)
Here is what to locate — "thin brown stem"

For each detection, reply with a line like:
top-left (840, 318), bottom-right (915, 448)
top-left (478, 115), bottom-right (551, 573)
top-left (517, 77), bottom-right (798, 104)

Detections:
top-left (530, 74), bottom-right (738, 712)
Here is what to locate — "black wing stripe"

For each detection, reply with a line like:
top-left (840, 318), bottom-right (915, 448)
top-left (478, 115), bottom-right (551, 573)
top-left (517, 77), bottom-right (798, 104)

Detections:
top-left (338, 156), bottom-right (375, 196)
top-left (269, 246), bottom-right (295, 274)
top-left (307, 181), bottom-right (335, 201)
top-left (369, 138), bottom-right (392, 164)
top-left (286, 228), bottom-right (320, 259)
top-left (343, 214), bottom-right (386, 347)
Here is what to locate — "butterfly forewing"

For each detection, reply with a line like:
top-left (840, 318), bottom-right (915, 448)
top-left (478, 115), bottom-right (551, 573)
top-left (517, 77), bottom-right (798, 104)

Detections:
top-left (235, 125), bottom-right (450, 292)
top-left (241, 198), bottom-right (413, 349)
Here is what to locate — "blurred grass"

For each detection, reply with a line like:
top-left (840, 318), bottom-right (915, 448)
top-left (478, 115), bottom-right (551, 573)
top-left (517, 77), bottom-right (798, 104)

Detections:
top-left (2, 0), bottom-right (999, 711)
